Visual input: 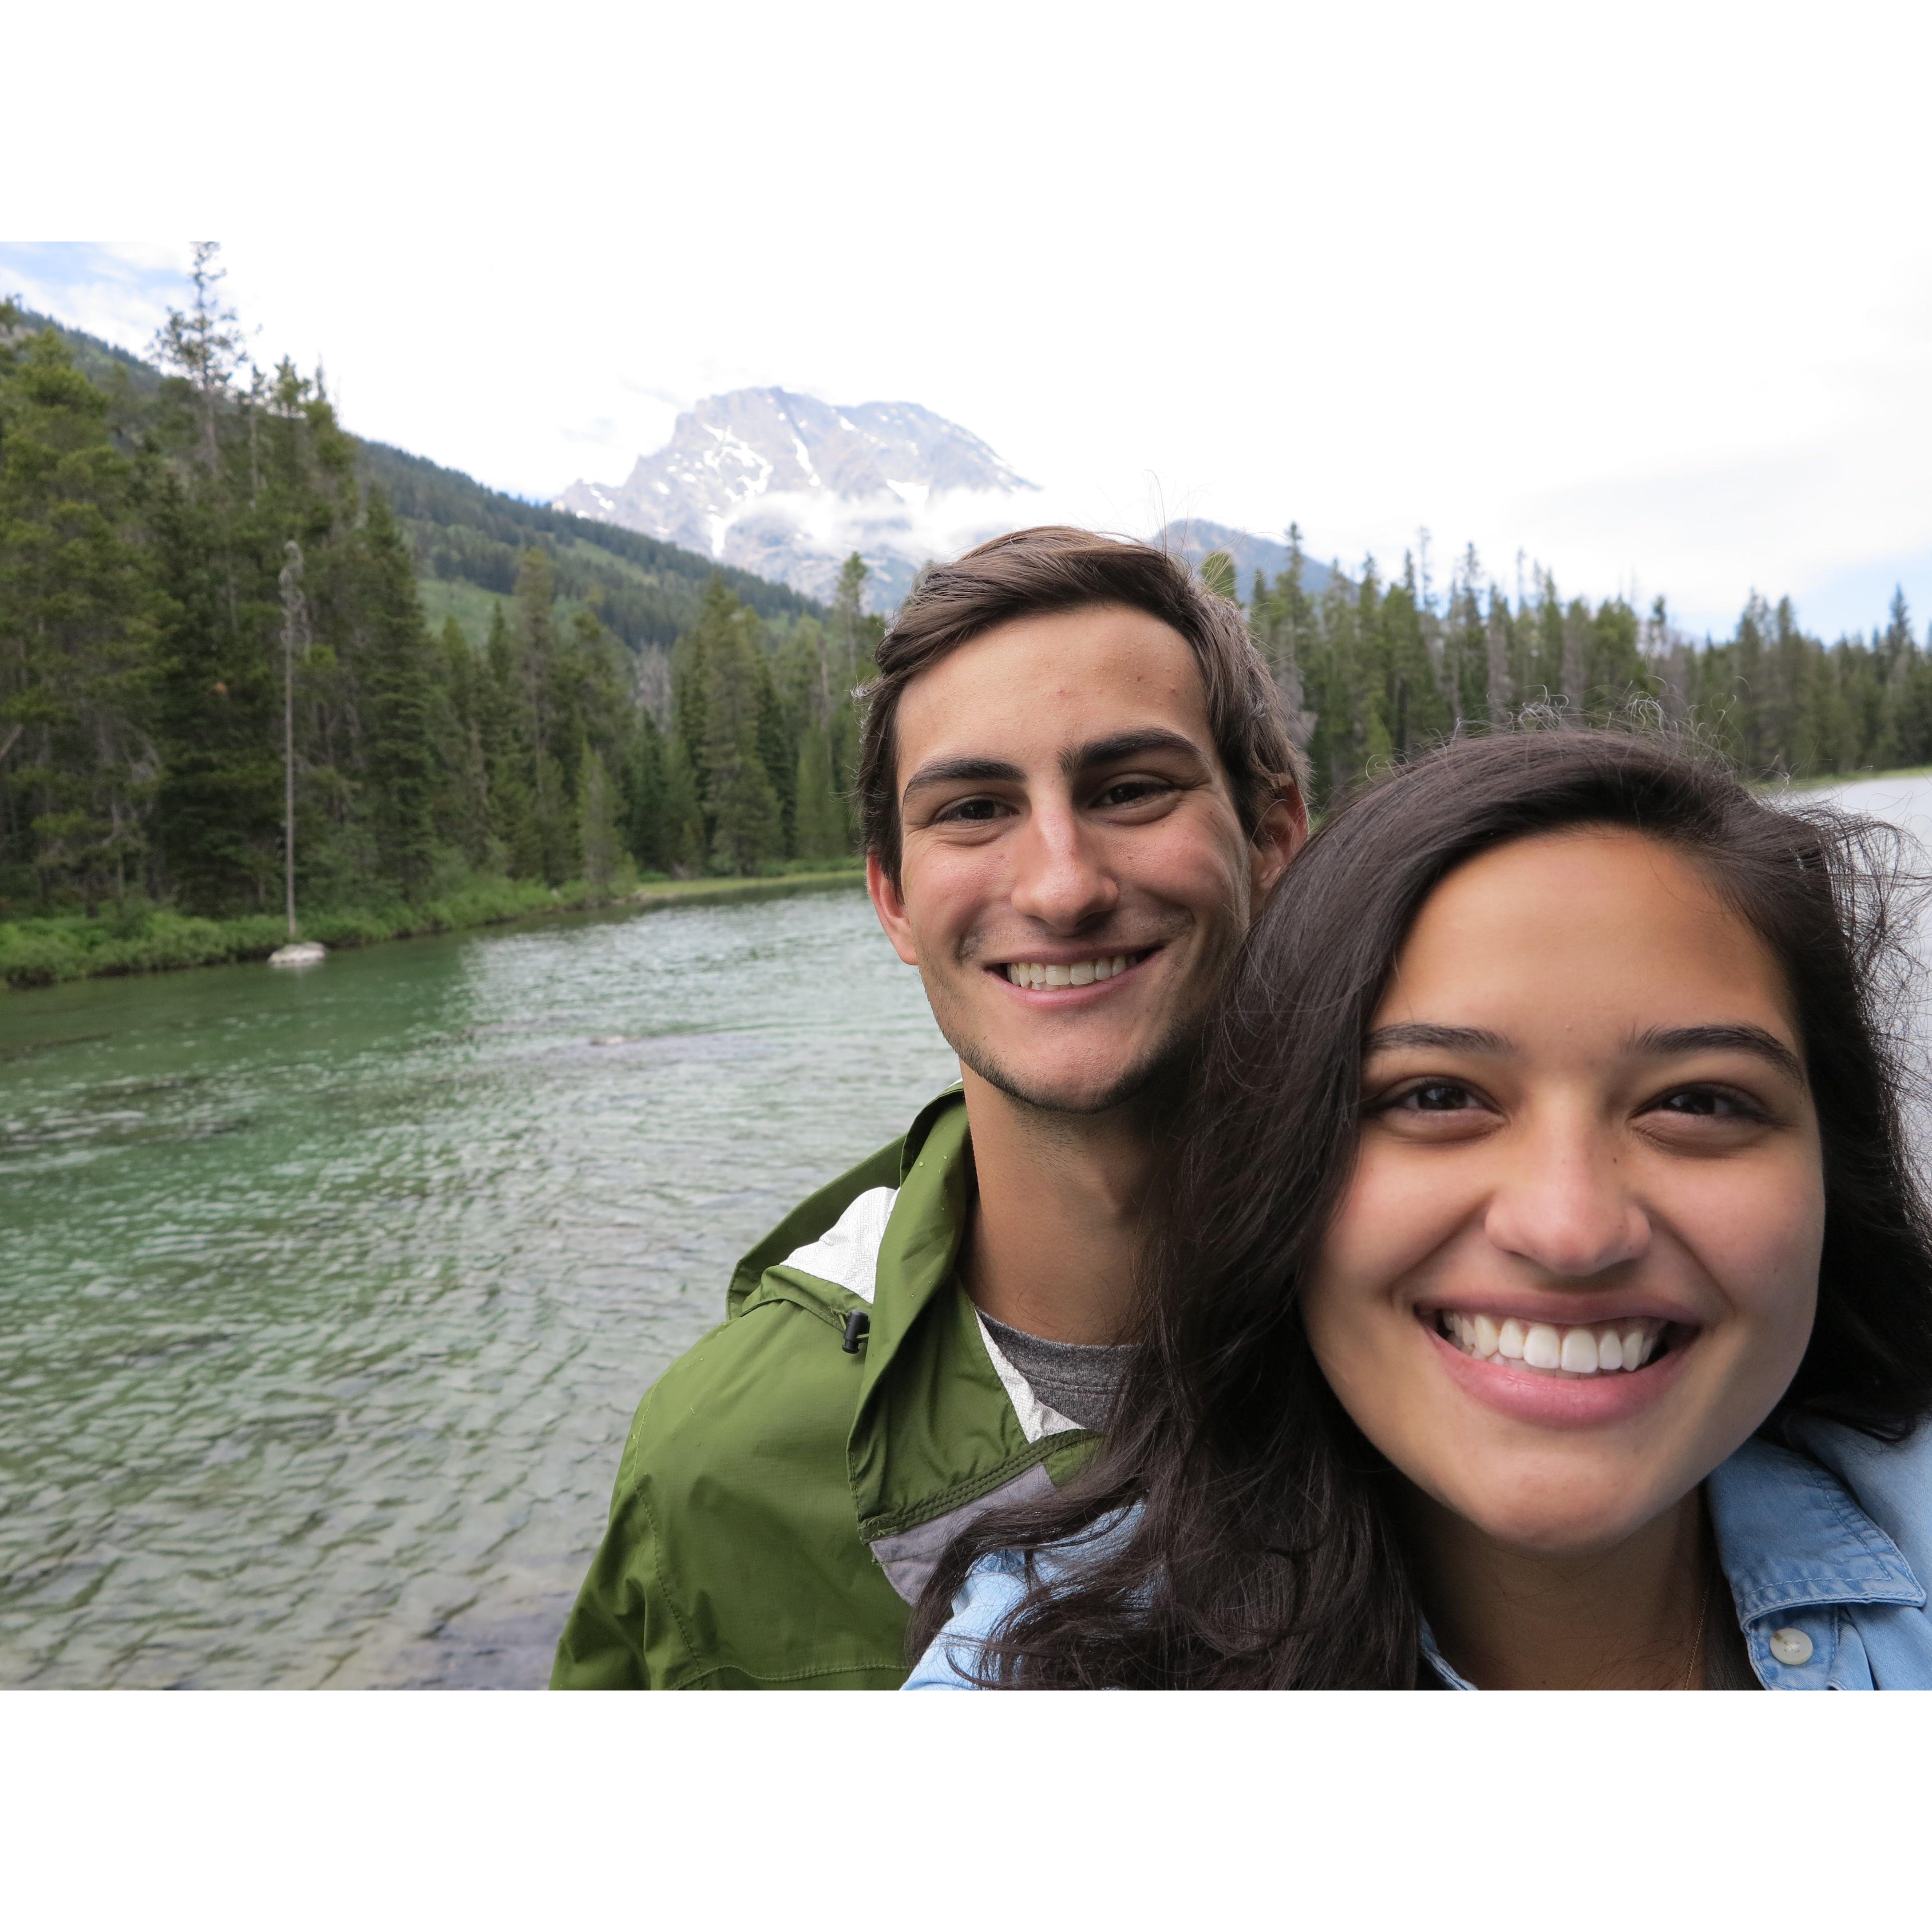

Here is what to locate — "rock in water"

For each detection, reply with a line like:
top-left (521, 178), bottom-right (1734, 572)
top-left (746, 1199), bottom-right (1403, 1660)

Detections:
top-left (268, 941), bottom-right (328, 967)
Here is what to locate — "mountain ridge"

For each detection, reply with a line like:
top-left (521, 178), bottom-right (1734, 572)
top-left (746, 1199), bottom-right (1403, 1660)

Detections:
top-left (556, 385), bottom-right (1040, 610)
top-left (0, 305), bottom-right (826, 652)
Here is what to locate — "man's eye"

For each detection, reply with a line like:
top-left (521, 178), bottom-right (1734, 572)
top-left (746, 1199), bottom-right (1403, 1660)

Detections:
top-left (935, 797), bottom-right (1007, 823)
top-left (1093, 778), bottom-right (1168, 808)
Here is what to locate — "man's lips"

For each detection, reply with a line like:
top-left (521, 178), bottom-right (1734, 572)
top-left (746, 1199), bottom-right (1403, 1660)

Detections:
top-left (987, 946), bottom-right (1160, 995)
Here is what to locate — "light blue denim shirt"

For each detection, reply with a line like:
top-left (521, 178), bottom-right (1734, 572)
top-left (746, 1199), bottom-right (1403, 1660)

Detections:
top-left (904, 1418), bottom-right (1932, 1690)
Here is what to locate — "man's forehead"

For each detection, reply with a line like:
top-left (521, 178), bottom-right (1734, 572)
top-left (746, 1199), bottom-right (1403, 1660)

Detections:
top-left (894, 605), bottom-right (1214, 768)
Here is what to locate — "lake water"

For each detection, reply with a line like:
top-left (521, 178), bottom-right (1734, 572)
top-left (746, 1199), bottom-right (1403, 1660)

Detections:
top-left (0, 883), bottom-right (958, 1687)
top-left (8, 774), bottom-right (1932, 1689)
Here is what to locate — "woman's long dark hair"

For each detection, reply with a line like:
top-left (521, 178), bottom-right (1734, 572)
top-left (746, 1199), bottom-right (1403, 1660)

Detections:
top-left (912, 726), bottom-right (1932, 1687)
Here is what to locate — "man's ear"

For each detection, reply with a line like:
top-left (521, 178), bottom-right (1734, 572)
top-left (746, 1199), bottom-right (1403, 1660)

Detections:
top-left (867, 849), bottom-right (921, 966)
top-left (1250, 780), bottom-right (1310, 904)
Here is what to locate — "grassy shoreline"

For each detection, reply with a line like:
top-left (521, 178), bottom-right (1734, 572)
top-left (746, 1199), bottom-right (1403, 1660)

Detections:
top-left (0, 864), bottom-right (867, 993)
top-left (21, 759), bottom-right (1928, 996)
top-left (1771, 764), bottom-right (1932, 795)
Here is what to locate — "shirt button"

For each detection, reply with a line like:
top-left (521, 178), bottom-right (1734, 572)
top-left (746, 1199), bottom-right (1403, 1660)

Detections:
top-left (1769, 1627), bottom-right (1813, 1666)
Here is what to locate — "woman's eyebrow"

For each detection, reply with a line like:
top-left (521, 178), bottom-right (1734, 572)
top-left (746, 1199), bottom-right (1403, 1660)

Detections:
top-left (1364, 1023), bottom-right (1512, 1056)
top-left (1631, 1024), bottom-right (1805, 1081)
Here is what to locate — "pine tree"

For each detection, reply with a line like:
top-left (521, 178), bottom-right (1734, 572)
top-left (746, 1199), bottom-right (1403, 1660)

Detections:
top-left (832, 552), bottom-right (871, 689)
top-left (792, 724), bottom-right (845, 860)
top-left (1585, 600), bottom-right (1644, 716)
top-left (699, 588), bottom-right (783, 875)
top-left (435, 614), bottom-right (492, 868)
top-left (756, 655), bottom-right (797, 855)
top-left (511, 549), bottom-right (574, 883)
top-left (660, 737), bottom-right (705, 874)
top-left (355, 492), bottom-right (438, 898)
top-left (622, 706), bottom-right (669, 872)
top-left (482, 599), bottom-right (540, 877)
top-left (577, 747), bottom-right (623, 894)
top-left (149, 242), bottom-right (244, 480)
top-left (1199, 550), bottom-right (1238, 601)
top-left (150, 469), bottom-right (283, 911)
top-left (0, 329), bottom-right (159, 910)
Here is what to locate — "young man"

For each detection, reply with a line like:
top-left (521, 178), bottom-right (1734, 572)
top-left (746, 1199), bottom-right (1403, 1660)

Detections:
top-left (550, 526), bottom-right (1306, 1688)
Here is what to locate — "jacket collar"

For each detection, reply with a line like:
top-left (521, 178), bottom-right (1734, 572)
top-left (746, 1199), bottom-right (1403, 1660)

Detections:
top-left (1706, 1434), bottom-right (1925, 1621)
top-left (1423, 1437), bottom-right (1926, 1688)
top-left (852, 1088), bottom-right (975, 1420)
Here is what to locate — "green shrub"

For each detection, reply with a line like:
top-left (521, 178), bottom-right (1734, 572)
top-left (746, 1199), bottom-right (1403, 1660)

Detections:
top-left (0, 925), bottom-right (84, 988)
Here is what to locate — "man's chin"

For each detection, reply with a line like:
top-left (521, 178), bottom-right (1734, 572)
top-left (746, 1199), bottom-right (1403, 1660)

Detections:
top-left (954, 1034), bottom-right (1197, 1119)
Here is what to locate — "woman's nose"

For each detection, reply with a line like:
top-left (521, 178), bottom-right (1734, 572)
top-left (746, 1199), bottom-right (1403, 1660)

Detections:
top-left (1008, 802), bottom-right (1119, 930)
top-left (1481, 1131), bottom-right (1651, 1281)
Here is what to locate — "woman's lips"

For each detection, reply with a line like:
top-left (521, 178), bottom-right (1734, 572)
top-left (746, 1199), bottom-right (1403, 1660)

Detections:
top-left (1436, 1308), bottom-right (1665, 1375)
top-left (1422, 1314), bottom-right (1696, 1426)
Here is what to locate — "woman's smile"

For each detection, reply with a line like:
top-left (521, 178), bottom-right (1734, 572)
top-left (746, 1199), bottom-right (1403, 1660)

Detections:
top-left (1304, 824), bottom-right (1824, 1557)
top-left (1422, 1309), bottom-right (1699, 1428)
top-left (1431, 1306), bottom-right (1670, 1376)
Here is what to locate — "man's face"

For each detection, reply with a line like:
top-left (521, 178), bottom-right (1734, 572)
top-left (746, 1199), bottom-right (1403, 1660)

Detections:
top-left (867, 602), bottom-right (1303, 1115)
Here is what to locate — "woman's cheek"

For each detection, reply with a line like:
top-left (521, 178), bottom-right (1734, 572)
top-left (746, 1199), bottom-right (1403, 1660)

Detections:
top-left (1308, 1144), bottom-right (1457, 1358)
top-left (1328, 1142), bottom-right (1469, 1297)
top-left (1666, 1153), bottom-right (1825, 1333)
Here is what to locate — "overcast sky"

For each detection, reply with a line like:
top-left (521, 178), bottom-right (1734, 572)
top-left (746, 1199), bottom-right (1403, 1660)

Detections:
top-left (9, 0), bottom-right (1930, 638)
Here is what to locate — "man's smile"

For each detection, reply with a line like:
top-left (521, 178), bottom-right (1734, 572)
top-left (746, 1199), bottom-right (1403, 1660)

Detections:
top-left (992, 946), bottom-right (1160, 992)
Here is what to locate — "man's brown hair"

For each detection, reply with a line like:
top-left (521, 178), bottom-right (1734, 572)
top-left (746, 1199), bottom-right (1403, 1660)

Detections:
top-left (857, 526), bottom-right (1306, 886)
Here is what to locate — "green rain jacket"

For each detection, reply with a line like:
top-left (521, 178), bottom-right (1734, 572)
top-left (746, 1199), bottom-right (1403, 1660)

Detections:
top-left (550, 1088), bottom-right (1099, 1688)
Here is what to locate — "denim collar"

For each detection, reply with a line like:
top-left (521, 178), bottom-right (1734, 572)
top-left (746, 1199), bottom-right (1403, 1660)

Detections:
top-left (1419, 1435), bottom-right (1925, 1688)
top-left (1706, 1435), bottom-right (1924, 1621)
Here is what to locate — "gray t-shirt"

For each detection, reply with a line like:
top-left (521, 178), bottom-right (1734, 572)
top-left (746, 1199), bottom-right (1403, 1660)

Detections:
top-left (979, 1310), bottom-right (1134, 1433)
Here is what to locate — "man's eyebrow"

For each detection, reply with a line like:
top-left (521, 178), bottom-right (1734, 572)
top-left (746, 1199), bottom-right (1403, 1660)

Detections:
top-left (1059, 728), bottom-right (1209, 778)
top-left (900, 756), bottom-right (1027, 803)
top-left (900, 731), bottom-right (1209, 804)
top-left (1632, 1024), bottom-right (1805, 1082)
top-left (1364, 1023), bottom-right (1513, 1056)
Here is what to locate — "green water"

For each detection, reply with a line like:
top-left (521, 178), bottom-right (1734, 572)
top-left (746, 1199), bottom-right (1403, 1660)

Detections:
top-left (0, 884), bottom-right (958, 1687)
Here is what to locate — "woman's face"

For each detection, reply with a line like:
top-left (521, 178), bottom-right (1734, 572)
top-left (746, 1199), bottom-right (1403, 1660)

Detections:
top-left (1301, 828), bottom-right (1825, 1557)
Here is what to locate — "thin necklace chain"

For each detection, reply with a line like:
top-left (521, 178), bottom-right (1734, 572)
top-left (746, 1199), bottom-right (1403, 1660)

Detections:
top-left (1679, 1563), bottom-right (1714, 1691)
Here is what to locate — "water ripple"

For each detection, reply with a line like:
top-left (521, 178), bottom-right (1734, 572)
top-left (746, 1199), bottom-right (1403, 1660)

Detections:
top-left (0, 886), bottom-right (958, 1687)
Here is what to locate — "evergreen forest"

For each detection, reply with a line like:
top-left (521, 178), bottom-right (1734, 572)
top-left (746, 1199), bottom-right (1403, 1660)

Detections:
top-left (0, 251), bottom-right (879, 985)
top-left (5, 247), bottom-right (1931, 990)
top-left (1231, 536), bottom-right (1932, 808)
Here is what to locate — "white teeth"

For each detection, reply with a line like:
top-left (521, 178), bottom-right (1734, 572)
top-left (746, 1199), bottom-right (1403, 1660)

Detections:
top-left (1523, 1323), bottom-right (1563, 1370)
top-left (1559, 1327), bottom-right (1599, 1374)
top-left (1006, 954), bottom-right (1134, 989)
top-left (1439, 1313), bottom-right (1669, 1376)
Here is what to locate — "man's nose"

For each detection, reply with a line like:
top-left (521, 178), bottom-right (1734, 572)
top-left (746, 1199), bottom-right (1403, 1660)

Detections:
top-left (1481, 1125), bottom-right (1651, 1282)
top-left (1008, 798), bottom-right (1119, 930)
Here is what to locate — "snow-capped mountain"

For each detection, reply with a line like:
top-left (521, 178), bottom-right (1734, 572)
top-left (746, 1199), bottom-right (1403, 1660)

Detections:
top-left (1155, 520), bottom-right (1334, 599)
top-left (554, 388), bottom-right (1039, 611)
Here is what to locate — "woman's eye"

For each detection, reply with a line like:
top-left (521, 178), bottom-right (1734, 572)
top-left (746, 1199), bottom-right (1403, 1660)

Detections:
top-left (1394, 1081), bottom-right (1478, 1113)
top-left (1650, 1087), bottom-right (1762, 1121)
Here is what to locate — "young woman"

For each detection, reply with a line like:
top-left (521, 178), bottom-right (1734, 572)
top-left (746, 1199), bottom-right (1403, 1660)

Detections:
top-left (906, 729), bottom-right (1932, 1689)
